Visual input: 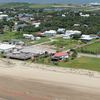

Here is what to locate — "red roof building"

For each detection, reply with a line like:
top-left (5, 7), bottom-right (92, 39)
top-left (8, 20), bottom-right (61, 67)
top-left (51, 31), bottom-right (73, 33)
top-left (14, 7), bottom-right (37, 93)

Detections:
top-left (54, 52), bottom-right (68, 57)
top-left (52, 52), bottom-right (69, 61)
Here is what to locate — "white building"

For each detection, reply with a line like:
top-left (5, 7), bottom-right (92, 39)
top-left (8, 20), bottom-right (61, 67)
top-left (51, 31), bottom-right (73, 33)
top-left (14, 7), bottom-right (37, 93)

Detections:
top-left (0, 12), bottom-right (3, 14)
top-left (0, 43), bottom-right (15, 52)
top-left (32, 22), bottom-right (41, 28)
top-left (80, 35), bottom-right (93, 41)
top-left (0, 14), bottom-right (8, 20)
top-left (62, 14), bottom-right (66, 17)
top-left (90, 2), bottom-right (100, 6)
top-left (23, 34), bottom-right (35, 40)
top-left (63, 30), bottom-right (81, 39)
top-left (44, 30), bottom-right (57, 36)
top-left (80, 13), bottom-right (90, 17)
top-left (57, 28), bottom-right (66, 34)
top-left (73, 24), bottom-right (80, 27)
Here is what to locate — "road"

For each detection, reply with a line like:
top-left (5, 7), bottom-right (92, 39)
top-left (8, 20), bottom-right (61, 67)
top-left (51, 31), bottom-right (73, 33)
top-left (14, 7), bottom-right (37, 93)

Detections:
top-left (79, 53), bottom-right (100, 58)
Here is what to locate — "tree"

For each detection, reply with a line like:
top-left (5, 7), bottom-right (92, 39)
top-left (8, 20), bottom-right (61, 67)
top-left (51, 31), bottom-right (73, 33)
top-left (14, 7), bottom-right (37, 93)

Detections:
top-left (0, 23), bottom-right (4, 34)
top-left (70, 49), bottom-right (78, 60)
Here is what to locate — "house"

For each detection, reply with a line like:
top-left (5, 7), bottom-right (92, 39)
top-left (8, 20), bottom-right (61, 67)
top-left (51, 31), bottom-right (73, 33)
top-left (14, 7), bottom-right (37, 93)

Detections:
top-left (63, 30), bottom-right (81, 39)
top-left (57, 28), bottom-right (66, 34)
top-left (90, 2), bottom-right (100, 6)
top-left (43, 30), bottom-right (57, 36)
top-left (62, 14), bottom-right (66, 17)
top-left (80, 13), bottom-right (90, 17)
top-left (0, 14), bottom-right (8, 20)
top-left (0, 12), bottom-right (3, 14)
top-left (23, 34), bottom-right (35, 40)
top-left (36, 32), bottom-right (45, 37)
top-left (51, 52), bottom-right (69, 61)
top-left (80, 35), bottom-right (93, 42)
top-left (73, 24), bottom-right (80, 27)
top-left (0, 43), bottom-right (15, 53)
top-left (32, 22), bottom-right (41, 28)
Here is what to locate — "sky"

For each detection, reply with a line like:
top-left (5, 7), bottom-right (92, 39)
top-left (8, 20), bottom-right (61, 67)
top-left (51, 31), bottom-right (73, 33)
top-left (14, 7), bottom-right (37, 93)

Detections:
top-left (0, 0), bottom-right (99, 4)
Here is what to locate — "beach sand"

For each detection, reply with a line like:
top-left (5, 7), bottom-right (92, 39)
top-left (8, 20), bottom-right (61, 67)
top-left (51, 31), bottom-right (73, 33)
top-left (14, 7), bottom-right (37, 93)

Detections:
top-left (0, 59), bottom-right (100, 100)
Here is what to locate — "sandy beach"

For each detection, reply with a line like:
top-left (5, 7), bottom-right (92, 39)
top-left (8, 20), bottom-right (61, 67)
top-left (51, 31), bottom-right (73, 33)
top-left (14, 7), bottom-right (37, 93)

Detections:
top-left (0, 58), bottom-right (100, 100)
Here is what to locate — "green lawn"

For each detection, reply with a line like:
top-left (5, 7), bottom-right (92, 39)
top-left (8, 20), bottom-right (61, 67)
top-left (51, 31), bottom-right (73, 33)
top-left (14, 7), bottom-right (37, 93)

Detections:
top-left (35, 56), bottom-right (100, 72)
top-left (48, 38), bottom-right (83, 50)
top-left (0, 32), bottom-right (23, 41)
top-left (29, 4), bottom-right (65, 8)
top-left (78, 41), bottom-right (100, 54)
top-left (59, 57), bottom-right (100, 71)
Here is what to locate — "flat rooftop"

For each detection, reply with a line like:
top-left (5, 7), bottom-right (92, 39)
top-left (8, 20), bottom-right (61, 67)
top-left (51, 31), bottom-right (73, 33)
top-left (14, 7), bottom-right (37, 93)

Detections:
top-left (21, 45), bottom-right (56, 54)
top-left (4, 52), bottom-right (32, 60)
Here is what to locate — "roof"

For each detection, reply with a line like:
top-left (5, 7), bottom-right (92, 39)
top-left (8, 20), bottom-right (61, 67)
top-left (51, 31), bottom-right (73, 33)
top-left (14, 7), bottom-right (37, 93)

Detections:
top-left (80, 35), bottom-right (93, 40)
top-left (54, 52), bottom-right (68, 57)
top-left (44, 30), bottom-right (57, 34)
top-left (0, 43), bottom-right (15, 51)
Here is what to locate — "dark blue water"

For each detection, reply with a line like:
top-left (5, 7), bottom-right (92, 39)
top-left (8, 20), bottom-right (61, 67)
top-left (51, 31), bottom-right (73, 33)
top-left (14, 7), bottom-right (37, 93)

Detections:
top-left (0, 0), bottom-right (100, 4)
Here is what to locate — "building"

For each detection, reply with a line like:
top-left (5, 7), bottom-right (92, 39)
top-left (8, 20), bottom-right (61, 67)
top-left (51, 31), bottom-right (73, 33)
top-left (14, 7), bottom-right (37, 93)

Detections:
top-left (0, 43), bottom-right (15, 52)
top-left (63, 30), bottom-right (81, 39)
top-left (20, 45), bottom-right (56, 55)
top-left (73, 24), bottom-right (80, 27)
top-left (44, 30), bottom-right (57, 36)
top-left (32, 22), bottom-right (41, 28)
top-left (90, 2), bottom-right (100, 6)
top-left (23, 34), bottom-right (35, 40)
top-left (57, 28), bottom-right (66, 34)
top-left (3, 51), bottom-right (32, 60)
top-left (80, 35), bottom-right (93, 42)
top-left (80, 13), bottom-right (90, 17)
top-left (51, 52), bottom-right (69, 61)
top-left (0, 14), bottom-right (8, 20)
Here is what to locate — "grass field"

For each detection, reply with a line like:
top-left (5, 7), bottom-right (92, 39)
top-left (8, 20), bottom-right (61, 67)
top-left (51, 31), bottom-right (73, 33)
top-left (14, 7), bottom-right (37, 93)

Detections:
top-left (78, 41), bottom-right (100, 54)
top-left (48, 38), bottom-right (83, 50)
top-left (0, 32), bottom-right (22, 41)
top-left (59, 57), bottom-right (100, 71)
top-left (0, 2), bottom-right (100, 11)
top-left (35, 56), bottom-right (100, 72)
top-left (30, 4), bottom-right (61, 8)
top-left (0, 32), bottom-right (51, 46)
top-left (0, 3), bottom-right (64, 9)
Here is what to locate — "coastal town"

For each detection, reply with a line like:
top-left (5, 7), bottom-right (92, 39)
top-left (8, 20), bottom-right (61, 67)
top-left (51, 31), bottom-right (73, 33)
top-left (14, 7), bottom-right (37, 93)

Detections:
top-left (0, 2), bottom-right (100, 100)
top-left (0, 2), bottom-right (99, 70)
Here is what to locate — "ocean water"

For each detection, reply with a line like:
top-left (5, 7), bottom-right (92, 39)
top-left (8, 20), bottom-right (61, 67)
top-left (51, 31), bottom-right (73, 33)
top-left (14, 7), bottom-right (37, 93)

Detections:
top-left (0, 0), bottom-right (100, 4)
